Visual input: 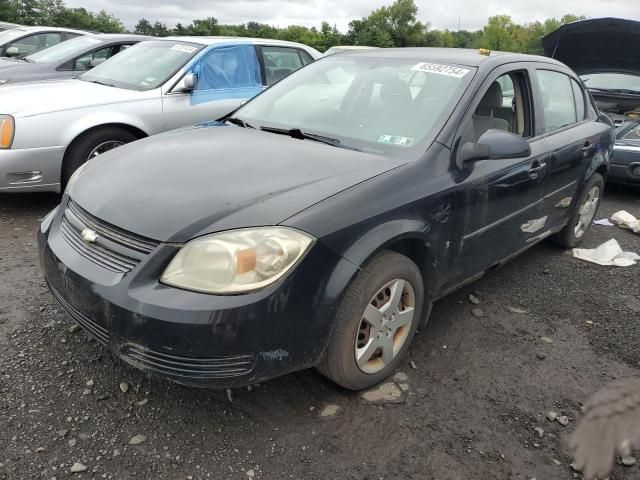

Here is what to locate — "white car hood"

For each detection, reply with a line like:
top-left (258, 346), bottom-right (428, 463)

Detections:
top-left (0, 79), bottom-right (148, 117)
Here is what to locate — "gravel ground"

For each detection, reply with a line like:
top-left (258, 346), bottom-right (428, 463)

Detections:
top-left (1, 185), bottom-right (639, 480)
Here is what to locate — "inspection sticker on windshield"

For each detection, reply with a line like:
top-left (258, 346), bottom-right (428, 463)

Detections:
top-left (171, 44), bottom-right (198, 54)
top-left (378, 135), bottom-right (414, 147)
top-left (411, 62), bottom-right (470, 78)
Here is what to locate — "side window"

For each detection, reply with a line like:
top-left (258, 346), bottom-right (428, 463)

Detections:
top-left (10, 33), bottom-right (61, 56)
top-left (261, 47), bottom-right (305, 86)
top-left (536, 70), bottom-right (577, 133)
top-left (74, 46), bottom-right (113, 71)
top-left (460, 70), bottom-right (532, 145)
top-left (571, 79), bottom-right (586, 122)
top-left (195, 45), bottom-right (261, 91)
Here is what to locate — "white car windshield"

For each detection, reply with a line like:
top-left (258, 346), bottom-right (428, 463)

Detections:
top-left (582, 73), bottom-right (640, 94)
top-left (27, 36), bottom-right (104, 64)
top-left (0, 29), bottom-right (26, 45)
top-left (81, 40), bottom-right (202, 91)
top-left (235, 55), bottom-right (474, 158)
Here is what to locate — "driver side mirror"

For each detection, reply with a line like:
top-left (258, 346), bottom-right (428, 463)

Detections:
top-left (5, 46), bottom-right (20, 57)
top-left (459, 129), bottom-right (531, 165)
top-left (181, 73), bottom-right (198, 92)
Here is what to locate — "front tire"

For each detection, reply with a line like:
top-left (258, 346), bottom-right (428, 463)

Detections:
top-left (317, 251), bottom-right (424, 390)
top-left (552, 173), bottom-right (604, 248)
top-left (61, 127), bottom-right (138, 190)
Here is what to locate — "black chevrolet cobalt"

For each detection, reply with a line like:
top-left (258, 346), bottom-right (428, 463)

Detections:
top-left (40, 48), bottom-right (614, 390)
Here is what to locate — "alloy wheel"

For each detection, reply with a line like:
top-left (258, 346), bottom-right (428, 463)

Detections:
top-left (574, 186), bottom-right (600, 239)
top-left (87, 140), bottom-right (125, 160)
top-left (355, 279), bottom-right (415, 374)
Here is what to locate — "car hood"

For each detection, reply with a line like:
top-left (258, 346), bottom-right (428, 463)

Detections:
top-left (0, 78), bottom-right (146, 116)
top-left (543, 18), bottom-right (640, 75)
top-left (69, 123), bottom-right (407, 242)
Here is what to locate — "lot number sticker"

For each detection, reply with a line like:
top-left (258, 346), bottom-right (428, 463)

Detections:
top-left (379, 135), bottom-right (414, 147)
top-left (411, 62), bottom-right (470, 78)
top-left (171, 44), bottom-right (198, 54)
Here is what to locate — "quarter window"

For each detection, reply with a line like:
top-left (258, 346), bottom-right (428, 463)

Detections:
top-left (536, 70), bottom-right (578, 133)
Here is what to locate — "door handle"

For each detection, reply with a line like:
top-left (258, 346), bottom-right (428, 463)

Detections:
top-left (582, 142), bottom-right (595, 155)
top-left (528, 162), bottom-right (547, 179)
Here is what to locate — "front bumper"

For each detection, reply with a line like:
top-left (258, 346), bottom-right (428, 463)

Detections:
top-left (0, 145), bottom-right (65, 192)
top-left (610, 144), bottom-right (640, 185)
top-left (38, 207), bottom-right (358, 388)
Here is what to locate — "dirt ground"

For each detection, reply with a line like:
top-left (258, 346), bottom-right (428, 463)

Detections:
top-left (1, 185), bottom-right (639, 480)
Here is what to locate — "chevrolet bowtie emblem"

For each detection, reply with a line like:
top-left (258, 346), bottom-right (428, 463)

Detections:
top-left (80, 228), bottom-right (98, 244)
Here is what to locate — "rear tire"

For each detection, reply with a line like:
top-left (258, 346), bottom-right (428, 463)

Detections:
top-left (552, 173), bottom-right (604, 248)
top-left (317, 250), bottom-right (424, 390)
top-left (61, 127), bottom-right (138, 190)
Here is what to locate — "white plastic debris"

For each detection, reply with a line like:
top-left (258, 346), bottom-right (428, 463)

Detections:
top-left (593, 218), bottom-right (614, 226)
top-left (572, 239), bottom-right (640, 267)
top-left (611, 210), bottom-right (640, 234)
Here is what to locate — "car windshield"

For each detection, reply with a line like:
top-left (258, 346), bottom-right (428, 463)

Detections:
top-left (234, 55), bottom-right (474, 158)
top-left (582, 73), bottom-right (640, 94)
top-left (80, 40), bottom-right (202, 91)
top-left (27, 36), bottom-right (104, 64)
top-left (0, 29), bottom-right (25, 45)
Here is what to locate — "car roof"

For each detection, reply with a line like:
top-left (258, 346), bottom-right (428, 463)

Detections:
top-left (6, 26), bottom-right (87, 35)
top-left (88, 33), bottom-right (153, 42)
top-left (346, 47), bottom-right (567, 69)
top-left (164, 36), bottom-right (315, 49)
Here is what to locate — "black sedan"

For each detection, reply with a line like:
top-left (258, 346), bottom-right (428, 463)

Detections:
top-left (39, 48), bottom-right (614, 390)
top-left (544, 17), bottom-right (640, 185)
top-left (0, 33), bottom-right (150, 86)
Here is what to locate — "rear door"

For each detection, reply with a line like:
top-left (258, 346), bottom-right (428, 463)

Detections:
top-left (452, 65), bottom-right (551, 281)
top-left (162, 44), bottom-right (263, 131)
top-left (533, 69), bottom-right (611, 229)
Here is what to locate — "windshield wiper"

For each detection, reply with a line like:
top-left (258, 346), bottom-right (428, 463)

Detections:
top-left (19, 57), bottom-right (33, 63)
top-left (83, 79), bottom-right (116, 88)
top-left (224, 117), bottom-right (255, 129)
top-left (260, 126), bottom-right (360, 151)
top-left (589, 87), bottom-right (640, 96)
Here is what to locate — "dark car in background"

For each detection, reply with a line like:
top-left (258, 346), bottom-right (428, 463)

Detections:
top-left (0, 34), bottom-right (151, 86)
top-left (39, 48), bottom-right (613, 391)
top-left (0, 26), bottom-right (86, 58)
top-left (544, 17), bottom-right (640, 185)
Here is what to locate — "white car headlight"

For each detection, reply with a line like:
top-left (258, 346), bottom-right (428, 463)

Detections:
top-left (161, 227), bottom-right (315, 294)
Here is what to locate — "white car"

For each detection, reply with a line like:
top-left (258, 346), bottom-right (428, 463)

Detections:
top-left (0, 37), bottom-right (321, 192)
top-left (0, 26), bottom-right (86, 58)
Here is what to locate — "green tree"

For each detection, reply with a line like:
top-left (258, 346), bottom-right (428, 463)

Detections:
top-left (134, 18), bottom-right (154, 35)
top-left (480, 15), bottom-right (516, 51)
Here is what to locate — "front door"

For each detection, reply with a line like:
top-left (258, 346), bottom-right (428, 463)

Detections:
top-left (162, 44), bottom-right (264, 131)
top-left (450, 67), bottom-right (551, 283)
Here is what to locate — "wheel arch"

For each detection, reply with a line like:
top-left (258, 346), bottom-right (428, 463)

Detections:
top-left (338, 219), bottom-right (438, 299)
top-left (62, 122), bottom-right (149, 165)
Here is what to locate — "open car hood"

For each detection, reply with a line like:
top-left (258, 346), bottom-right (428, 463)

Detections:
top-left (543, 18), bottom-right (640, 75)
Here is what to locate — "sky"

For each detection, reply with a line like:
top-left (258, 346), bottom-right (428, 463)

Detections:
top-left (64, 0), bottom-right (635, 31)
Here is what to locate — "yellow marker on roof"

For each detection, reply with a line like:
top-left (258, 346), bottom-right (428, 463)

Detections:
top-left (479, 48), bottom-right (491, 56)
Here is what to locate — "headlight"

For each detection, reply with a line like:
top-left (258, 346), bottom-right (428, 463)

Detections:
top-left (161, 227), bottom-right (315, 294)
top-left (0, 115), bottom-right (14, 149)
top-left (65, 160), bottom-right (90, 191)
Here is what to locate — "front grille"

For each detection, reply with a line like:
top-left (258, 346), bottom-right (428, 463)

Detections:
top-left (120, 344), bottom-right (255, 380)
top-left (49, 284), bottom-right (109, 345)
top-left (60, 200), bottom-right (159, 274)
